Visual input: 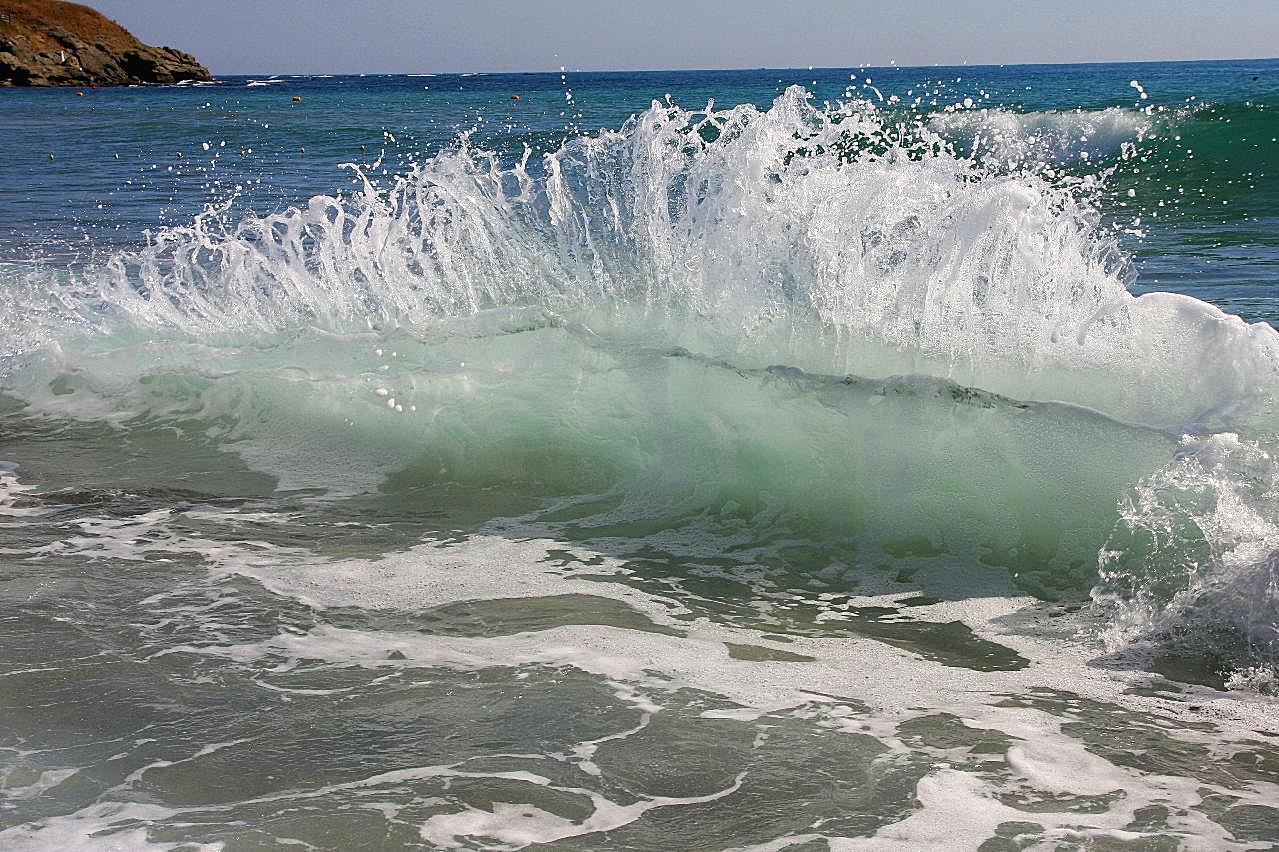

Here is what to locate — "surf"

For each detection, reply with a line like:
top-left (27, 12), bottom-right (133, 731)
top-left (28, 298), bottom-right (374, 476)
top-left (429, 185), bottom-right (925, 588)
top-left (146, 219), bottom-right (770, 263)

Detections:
top-left (1, 85), bottom-right (1276, 679)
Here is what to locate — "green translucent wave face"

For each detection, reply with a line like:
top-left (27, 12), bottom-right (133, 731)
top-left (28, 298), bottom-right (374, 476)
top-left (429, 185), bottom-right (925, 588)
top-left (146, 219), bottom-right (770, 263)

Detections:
top-left (2, 313), bottom-right (1175, 600)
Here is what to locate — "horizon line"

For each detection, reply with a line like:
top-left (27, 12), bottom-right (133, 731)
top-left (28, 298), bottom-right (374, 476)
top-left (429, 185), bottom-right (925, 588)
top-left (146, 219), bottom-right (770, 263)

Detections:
top-left (204, 55), bottom-right (1279, 79)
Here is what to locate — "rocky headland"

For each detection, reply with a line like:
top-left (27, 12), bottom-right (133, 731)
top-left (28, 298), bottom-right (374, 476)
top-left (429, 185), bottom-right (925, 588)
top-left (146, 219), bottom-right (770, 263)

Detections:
top-left (0, 0), bottom-right (210, 86)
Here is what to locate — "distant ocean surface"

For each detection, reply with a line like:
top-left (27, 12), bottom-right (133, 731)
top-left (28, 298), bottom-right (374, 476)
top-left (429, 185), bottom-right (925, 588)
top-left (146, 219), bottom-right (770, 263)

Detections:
top-left (1, 61), bottom-right (1278, 849)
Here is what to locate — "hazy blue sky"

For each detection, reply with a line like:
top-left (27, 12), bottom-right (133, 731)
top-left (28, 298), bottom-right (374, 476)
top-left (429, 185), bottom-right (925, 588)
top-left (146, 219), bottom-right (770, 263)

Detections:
top-left (94, 0), bottom-right (1279, 75)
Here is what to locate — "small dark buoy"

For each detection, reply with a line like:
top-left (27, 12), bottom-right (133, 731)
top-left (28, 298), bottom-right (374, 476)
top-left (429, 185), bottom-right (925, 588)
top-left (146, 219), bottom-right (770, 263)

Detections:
top-left (299, 147), bottom-right (306, 154)
top-left (510, 94), bottom-right (520, 101)
top-left (292, 95), bottom-right (302, 102)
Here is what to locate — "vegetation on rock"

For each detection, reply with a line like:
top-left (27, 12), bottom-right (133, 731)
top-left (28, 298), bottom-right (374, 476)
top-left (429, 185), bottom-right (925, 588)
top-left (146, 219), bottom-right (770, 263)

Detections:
top-left (0, 0), bottom-right (210, 86)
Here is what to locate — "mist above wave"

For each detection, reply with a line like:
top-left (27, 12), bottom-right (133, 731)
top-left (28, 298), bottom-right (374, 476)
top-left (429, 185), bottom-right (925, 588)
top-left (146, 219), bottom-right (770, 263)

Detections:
top-left (2, 86), bottom-right (1274, 433)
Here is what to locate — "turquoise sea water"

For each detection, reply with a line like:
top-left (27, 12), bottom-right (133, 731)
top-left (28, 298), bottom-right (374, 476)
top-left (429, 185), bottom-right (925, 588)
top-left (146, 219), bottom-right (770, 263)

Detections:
top-left (1, 61), bottom-right (1278, 849)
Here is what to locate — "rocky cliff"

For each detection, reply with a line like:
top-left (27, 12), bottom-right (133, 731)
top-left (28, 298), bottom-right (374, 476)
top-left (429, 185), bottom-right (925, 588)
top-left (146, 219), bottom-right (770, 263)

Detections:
top-left (0, 0), bottom-right (211, 86)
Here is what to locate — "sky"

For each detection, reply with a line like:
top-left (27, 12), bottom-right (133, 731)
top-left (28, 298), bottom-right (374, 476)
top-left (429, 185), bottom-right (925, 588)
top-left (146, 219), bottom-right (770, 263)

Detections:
top-left (93, 0), bottom-right (1279, 75)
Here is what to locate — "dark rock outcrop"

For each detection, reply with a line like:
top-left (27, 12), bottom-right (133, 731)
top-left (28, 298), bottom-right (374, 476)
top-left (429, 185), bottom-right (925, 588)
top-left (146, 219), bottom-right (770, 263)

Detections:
top-left (0, 0), bottom-right (210, 86)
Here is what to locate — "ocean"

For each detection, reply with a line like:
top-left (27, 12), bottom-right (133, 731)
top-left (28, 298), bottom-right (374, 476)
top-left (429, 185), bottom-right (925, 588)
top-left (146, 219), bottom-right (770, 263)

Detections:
top-left (1, 60), bottom-right (1277, 849)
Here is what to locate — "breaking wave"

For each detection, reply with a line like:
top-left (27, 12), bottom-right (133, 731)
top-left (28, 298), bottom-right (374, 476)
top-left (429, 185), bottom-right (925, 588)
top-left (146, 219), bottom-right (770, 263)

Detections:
top-left (2, 87), bottom-right (1276, 678)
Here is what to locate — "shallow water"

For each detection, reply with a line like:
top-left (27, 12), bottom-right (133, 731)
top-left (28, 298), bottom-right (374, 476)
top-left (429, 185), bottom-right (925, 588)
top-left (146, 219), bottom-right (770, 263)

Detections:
top-left (1, 62), bottom-right (1278, 849)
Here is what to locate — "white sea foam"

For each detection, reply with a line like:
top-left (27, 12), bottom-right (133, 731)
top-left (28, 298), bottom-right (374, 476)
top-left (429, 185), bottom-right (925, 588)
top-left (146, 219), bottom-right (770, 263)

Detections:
top-left (194, 524), bottom-right (1275, 728)
top-left (149, 525), bottom-right (1278, 849)
top-left (928, 106), bottom-right (1151, 165)
top-left (4, 470), bottom-right (1273, 849)
top-left (1096, 432), bottom-right (1279, 675)
top-left (0, 461), bottom-right (43, 518)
